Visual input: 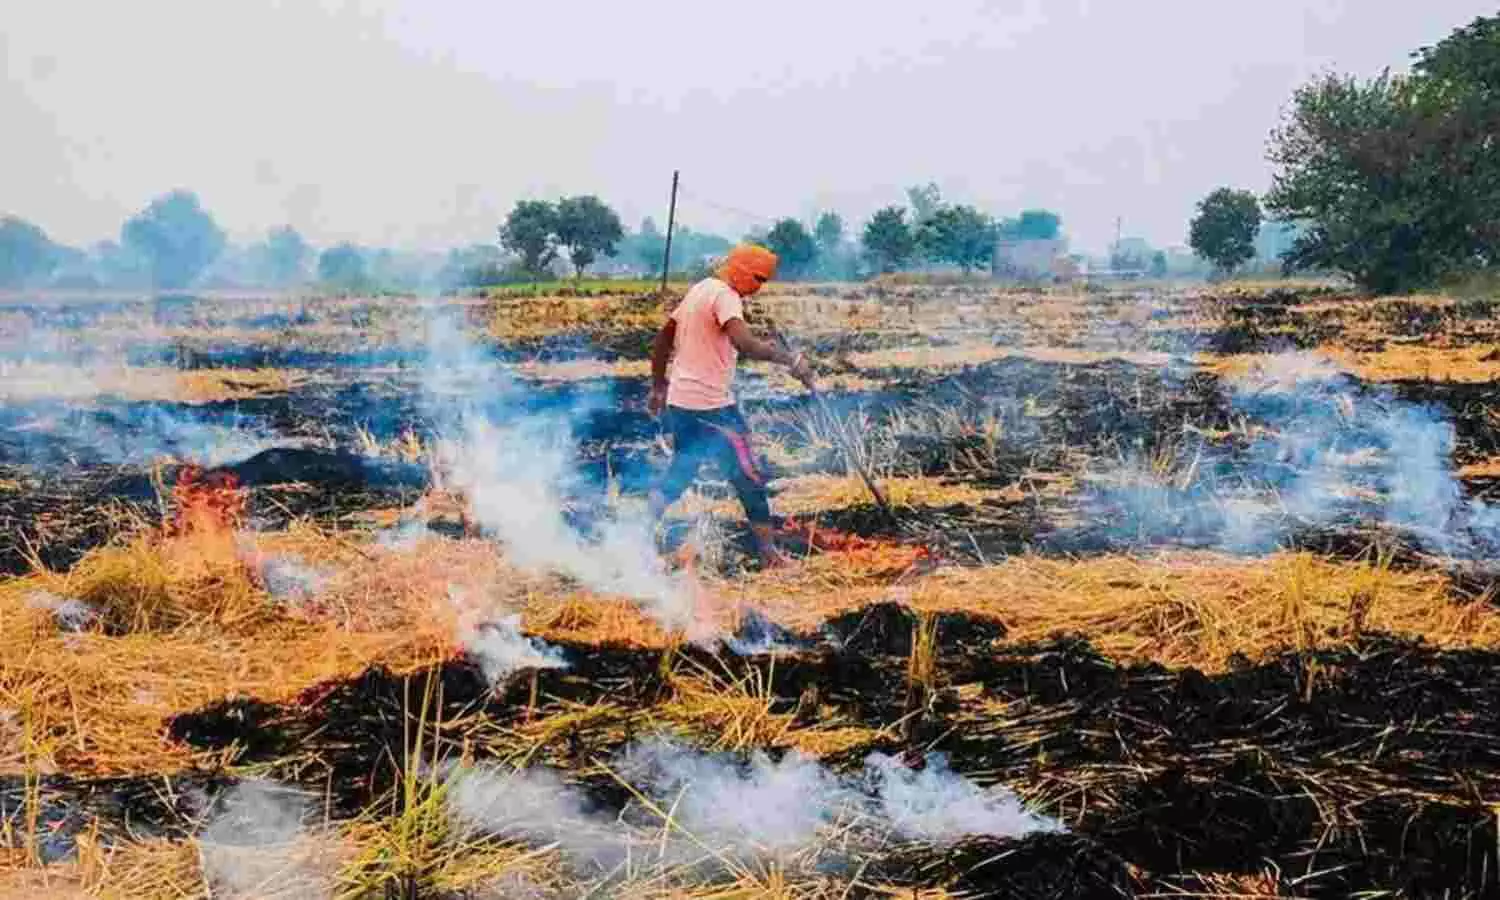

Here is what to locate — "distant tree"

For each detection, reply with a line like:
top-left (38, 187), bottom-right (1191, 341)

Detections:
top-left (906, 182), bottom-right (943, 223)
top-left (121, 190), bottom-right (226, 289)
top-left (263, 226), bottom-right (310, 285)
top-left (554, 195), bottom-right (624, 280)
top-left (632, 217), bottom-right (667, 276)
top-left (1189, 188), bottom-right (1262, 274)
top-left (764, 219), bottom-right (817, 279)
top-left (918, 205), bottom-right (997, 273)
top-left (498, 200), bottom-right (559, 277)
top-left (814, 212), bottom-right (845, 254)
top-left (862, 207), bottom-right (916, 273)
top-left (1014, 209), bottom-right (1063, 241)
top-left (1150, 251), bottom-right (1169, 279)
top-left (441, 244), bottom-right (508, 289)
top-left (671, 227), bottom-right (732, 275)
top-left (318, 243), bottom-right (367, 290)
top-left (0, 216), bottom-right (62, 287)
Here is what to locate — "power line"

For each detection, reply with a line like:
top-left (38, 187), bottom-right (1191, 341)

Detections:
top-left (674, 183), bottom-right (781, 229)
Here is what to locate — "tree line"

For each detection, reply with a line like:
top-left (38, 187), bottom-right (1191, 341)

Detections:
top-left (0, 184), bottom-right (1067, 292)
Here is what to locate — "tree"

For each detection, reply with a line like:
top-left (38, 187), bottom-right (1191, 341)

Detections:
top-left (121, 190), bottom-right (226, 289)
top-left (554, 195), bottom-right (624, 279)
top-left (920, 205), bottom-right (997, 273)
top-left (440, 244), bottom-right (508, 289)
top-left (1266, 14), bottom-right (1500, 292)
top-left (498, 200), bottom-right (559, 277)
top-left (862, 207), bottom-right (916, 273)
top-left (318, 243), bottom-right (367, 290)
top-left (1150, 251), bottom-right (1169, 279)
top-left (1189, 188), bottom-right (1262, 274)
top-left (632, 217), bottom-right (667, 276)
top-left (0, 216), bottom-right (62, 287)
top-left (906, 183), bottom-right (943, 223)
top-left (814, 212), bottom-right (844, 254)
top-left (1013, 209), bottom-right (1062, 241)
top-left (263, 226), bottom-right (310, 285)
top-left (764, 219), bottom-right (817, 279)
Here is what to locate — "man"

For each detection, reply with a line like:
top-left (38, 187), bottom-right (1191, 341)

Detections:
top-left (647, 244), bottom-right (815, 566)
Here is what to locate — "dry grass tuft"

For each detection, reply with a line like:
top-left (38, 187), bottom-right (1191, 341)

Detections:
top-left (909, 551), bottom-right (1499, 672)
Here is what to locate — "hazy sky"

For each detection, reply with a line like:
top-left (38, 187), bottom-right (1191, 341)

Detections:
top-left (3, 0), bottom-right (1494, 254)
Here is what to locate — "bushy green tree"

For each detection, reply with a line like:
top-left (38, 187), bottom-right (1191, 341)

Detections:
top-left (1189, 188), bottom-right (1262, 274)
top-left (498, 200), bottom-right (559, 277)
top-left (1002, 208), bottom-right (1062, 241)
top-left (814, 212), bottom-right (844, 254)
top-left (121, 190), bottom-right (226, 289)
top-left (554, 195), bottom-right (624, 279)
top-left (764, 219), bottom-right (817, 279)
top-left (862, 207), bottom-right (916, 273)
top-left (1267, 14), bottom-right (1500, 292)
top-left (919, 204), bottom-right (997, 273)
top-left (0, 216), bottom-right (63, 287)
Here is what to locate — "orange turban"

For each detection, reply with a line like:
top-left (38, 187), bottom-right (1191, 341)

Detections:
top-left (718, 244), bottom-right (778, 296)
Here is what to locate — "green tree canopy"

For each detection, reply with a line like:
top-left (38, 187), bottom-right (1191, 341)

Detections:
top-left (814, 212), bottom-right (845, 253)
top-left (121, 190), bottom-right (226, 289)
top-left (920, 205), bottom-right (997, 273)
top-left (1009, 209), bottom-right (1063, 241)
top-left (764, 219), bottom-right (817, 279)
top-left (499, 200), bottom-right (560, 277)
top-left (1189, 188), bottom-right (1262, 274)
top-left (1267, 13), bottom-right (1500, 292)
top-left (862, 206), bottom-right (916, 273)
top-left (554, 195), bottom-right (624, 279)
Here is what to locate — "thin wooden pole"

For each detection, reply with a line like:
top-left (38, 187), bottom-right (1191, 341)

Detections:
top-left (660, 170), bottom-right (679, 296)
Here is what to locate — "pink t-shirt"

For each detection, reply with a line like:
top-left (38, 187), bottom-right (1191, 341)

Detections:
top-left (666, 277), bottom-right (745, 410)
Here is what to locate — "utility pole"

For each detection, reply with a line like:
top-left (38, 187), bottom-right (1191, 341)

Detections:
top-left (660, 170), bottom-right (679, 297)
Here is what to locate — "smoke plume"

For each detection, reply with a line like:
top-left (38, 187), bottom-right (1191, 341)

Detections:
top-left (448, 736), bottom-right (1058, 881)
top-left (197, 780), bottom-right (340, 899)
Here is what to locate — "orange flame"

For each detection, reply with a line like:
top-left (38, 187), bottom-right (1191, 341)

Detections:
top-left (169, 465), bottom-right (247, 536)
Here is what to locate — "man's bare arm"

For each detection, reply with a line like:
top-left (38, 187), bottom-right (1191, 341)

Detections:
top-left (724, 319), bottom-right (815, 385)
top-left (651, 319), bottom-right (677, 387)
top-left (723, 318), bottom-right (795, 365)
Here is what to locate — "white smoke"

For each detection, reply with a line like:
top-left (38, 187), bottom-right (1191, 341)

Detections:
top-left (448, 737), bottom-right (1057, 881)
top-left (460, 612), bottom-right (569, 685)
top-left (255, 554), bottom-right (334, 605)
top-left (420, 308), bottom-right (706, 636)
top-left (1088, 351), bottom-right (1500, 560)
top-left (447, 764), bottom-right (628, 871)
top-left (197, 780), bottom-right (339, 900)
top-left (26, 590), bottom-right (97, 632)
top-left (617, 737), bottom-right (865, 854)
top-left (864, 752), bottom-right (1062, 841)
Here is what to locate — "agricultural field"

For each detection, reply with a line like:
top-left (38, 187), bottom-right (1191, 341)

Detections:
top-left (3, 280), bottom-right (1500, 898)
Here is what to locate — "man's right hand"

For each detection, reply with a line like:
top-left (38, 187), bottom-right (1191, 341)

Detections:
top-left (648, 383), bottom-right (668, 416)
top-left (788, 354), bottom-right (817, 388)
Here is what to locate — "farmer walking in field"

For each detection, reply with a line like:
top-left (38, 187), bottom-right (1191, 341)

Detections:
top-left (647, 243), bottom-right (816, 567)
